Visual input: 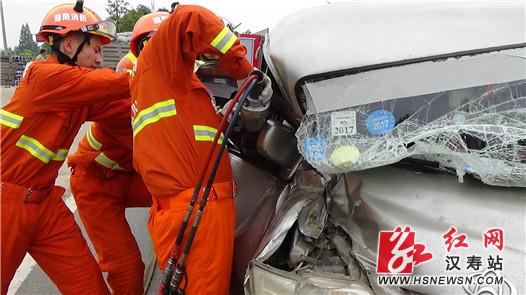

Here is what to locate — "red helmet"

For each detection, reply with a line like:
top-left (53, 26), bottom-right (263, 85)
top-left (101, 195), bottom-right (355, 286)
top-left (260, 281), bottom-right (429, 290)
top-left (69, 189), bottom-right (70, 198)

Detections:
top-left (116, 51), bottom-right (137, 73)
top-left (130, 12), bottom-right (170, 56)
top-left (37, 3), bottom-right (116, 45)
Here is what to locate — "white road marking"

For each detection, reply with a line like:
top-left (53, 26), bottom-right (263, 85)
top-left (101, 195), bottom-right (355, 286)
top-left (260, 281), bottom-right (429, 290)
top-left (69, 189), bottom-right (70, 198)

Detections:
top-left (64, 193), bottom-right (78, 212)
top-left (7, 195), bottom-right (78, 295)
top-left (6, 254), bottom-right (36, 295)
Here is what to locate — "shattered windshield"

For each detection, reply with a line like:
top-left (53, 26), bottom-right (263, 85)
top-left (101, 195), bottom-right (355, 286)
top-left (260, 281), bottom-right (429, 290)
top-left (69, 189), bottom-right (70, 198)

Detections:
top-left (296, 48), bottom-right (526, 187)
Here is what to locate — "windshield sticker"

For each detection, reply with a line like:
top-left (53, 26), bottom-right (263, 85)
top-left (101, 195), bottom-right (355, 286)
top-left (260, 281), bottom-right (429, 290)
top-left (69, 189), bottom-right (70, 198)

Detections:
top-left (366, 109), bottom-right (396, 135)
top-left (330, 145), bottom-right (360, 169)
top-left (331, 111), bottom-right (356, 137)
top-left (303, 136), bottom-right (326, 161)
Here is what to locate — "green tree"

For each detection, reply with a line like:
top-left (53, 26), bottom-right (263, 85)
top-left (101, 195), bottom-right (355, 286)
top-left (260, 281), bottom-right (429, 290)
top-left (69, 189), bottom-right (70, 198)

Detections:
top-left (40, 43), bottom-right (51, 54)
top-left (115, 4), bottom-right (151, 32)
top-left (18, 49), bottom-right (33, 58)
top-left (1, 47), bottom-right (15, 56)
top-left (106, 0), bottom-right (130, 29)
top-left (17, 23), bottom-right (38, 56)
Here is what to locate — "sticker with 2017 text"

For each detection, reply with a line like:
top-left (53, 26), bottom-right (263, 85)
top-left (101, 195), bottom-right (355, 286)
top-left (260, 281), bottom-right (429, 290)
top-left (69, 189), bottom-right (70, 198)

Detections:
top-left (331, 111), bottom-right (356, 137)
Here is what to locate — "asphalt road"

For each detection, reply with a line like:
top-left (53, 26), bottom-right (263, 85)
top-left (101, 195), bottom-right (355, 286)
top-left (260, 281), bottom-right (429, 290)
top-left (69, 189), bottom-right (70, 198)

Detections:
top-left (1, 87), bottom-right (156, 294)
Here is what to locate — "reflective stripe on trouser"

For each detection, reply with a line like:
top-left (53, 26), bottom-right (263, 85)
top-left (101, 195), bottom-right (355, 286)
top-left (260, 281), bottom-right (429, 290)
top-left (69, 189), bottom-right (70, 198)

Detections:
top-left (15, 135), bottom-right (68, 163)
top-left (87, 125), bottom-right (102, 150)
top-left (70, 169), bottom-right (151, 295)
top-left (210, 26), bottom-right (237, 54)
top-left (193, 125), bottom-right (224, 144)
top-left (1, 184), bottom-right (110, 295)
top-left (148, 181), bottom-right (235, 295)
top-left (94, 152), bottom-right (127, 171)
top-left (0, 109), bottom-right (23, 129)
top-left (133, 99), bottom-right (176, 137)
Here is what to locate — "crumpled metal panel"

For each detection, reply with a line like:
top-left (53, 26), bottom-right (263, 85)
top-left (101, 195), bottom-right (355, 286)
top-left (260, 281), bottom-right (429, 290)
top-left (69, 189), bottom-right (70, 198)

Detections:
top-left (297, 78), bottom-right (526, 187)
top-left (329, 166), bottom-right (526, 295)
top-left (297, 196), bottom-right (327, 239)
top-left (253, 166), bottom-right (326, 262)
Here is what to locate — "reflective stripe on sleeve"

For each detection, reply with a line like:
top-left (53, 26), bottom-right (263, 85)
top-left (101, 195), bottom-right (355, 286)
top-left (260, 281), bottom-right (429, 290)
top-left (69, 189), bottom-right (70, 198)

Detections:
top-left (51, 149), bottom-right (69, 161)
top-left (0, 109), bottom-right (24, 129)
top-left (86, 126), bottom-right (102, 150)
top-left (125, 52), bottom-right (137, 64)
top-left (210, 27), bottom-right (237, 54)
top-left (193, 125), bottom-right (224, 144)
top-left (16, 135), bottom-right (55, 163)
top-left (94, 152), bottom-right (127, 171)
top-left (133, 99), bottom-right (176, 137)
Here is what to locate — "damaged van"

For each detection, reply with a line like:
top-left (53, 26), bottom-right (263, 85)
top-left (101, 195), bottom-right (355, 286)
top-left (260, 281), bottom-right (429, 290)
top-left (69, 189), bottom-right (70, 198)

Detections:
top-left (234, 2), bottom-right (526, 295)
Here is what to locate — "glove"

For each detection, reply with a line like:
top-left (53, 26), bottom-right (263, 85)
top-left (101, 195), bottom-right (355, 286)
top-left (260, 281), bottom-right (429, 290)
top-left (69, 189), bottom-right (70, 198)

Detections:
top-left (248, 69), bottom-right (273, 106)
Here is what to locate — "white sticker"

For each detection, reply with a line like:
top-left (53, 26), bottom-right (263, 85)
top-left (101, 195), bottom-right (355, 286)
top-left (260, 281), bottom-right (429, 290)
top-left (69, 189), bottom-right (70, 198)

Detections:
top-left (331, 111), bottom-right (356, 136)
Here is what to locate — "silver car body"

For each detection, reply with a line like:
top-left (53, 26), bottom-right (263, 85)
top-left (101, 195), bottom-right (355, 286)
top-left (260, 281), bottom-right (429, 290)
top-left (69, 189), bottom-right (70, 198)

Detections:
top-left (266, 2), bottom-right (524, 116)
top-left (245, 2), bottom-right (526, 295)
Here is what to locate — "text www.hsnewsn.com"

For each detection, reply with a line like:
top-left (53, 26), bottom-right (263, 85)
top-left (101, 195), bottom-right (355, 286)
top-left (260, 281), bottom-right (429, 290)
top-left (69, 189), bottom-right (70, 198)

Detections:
top-left (378, 275), bottom-right (504, 286)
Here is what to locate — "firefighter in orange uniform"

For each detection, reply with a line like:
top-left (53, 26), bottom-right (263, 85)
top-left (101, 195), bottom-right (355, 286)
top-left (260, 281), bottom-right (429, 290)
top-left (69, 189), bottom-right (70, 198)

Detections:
top-left (115, 51), bottom-right (137, 74)
top-left (67, 51), bottom-right (152, 295)
top-left (0, 3), bottom-right (130, 295)
top-left (129, 6), bottom-right (269, 294)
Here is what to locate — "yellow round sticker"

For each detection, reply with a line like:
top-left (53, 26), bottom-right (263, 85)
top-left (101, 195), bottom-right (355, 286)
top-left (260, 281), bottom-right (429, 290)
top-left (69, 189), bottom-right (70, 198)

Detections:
top-left (329, 145), bottom-right (360, 169)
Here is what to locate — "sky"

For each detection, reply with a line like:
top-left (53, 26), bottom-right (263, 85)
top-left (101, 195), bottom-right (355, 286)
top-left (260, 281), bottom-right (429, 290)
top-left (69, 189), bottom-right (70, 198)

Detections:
top-left (0, 0), bottom-right (335, 49)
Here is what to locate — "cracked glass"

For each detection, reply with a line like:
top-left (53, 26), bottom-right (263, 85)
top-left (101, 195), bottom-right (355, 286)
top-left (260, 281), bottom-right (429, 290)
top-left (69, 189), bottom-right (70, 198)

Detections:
top-left (296, 48), bottom-right (526, 187)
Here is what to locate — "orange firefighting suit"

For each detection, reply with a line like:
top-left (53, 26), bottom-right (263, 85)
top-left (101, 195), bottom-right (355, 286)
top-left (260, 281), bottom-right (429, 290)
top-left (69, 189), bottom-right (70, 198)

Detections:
top-left (67, 97), bottom-right (152, 295)
top-left (1, 56), bottom-right (130, 295)
top-left (130, 5), bottom-right (253, 294)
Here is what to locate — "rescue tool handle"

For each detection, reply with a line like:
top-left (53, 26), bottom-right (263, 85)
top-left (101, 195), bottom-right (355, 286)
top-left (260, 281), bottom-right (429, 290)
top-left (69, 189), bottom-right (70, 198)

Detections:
top-left (247, 70), bottom-right (267, 101)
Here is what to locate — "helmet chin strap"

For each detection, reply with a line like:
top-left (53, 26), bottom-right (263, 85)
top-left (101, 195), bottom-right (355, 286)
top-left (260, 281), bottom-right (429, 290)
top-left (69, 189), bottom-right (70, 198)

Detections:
top-left (136, 35), bottom-right (151, 56)
top-left (51, 33), bottom-right (90, 66)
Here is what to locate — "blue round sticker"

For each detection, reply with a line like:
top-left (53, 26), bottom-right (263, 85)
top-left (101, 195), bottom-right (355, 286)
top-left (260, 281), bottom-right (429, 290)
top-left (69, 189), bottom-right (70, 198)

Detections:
top-left (303, 136), bottom-right (326, 162)
top-left (366, 110), bottom-right (396, 135)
